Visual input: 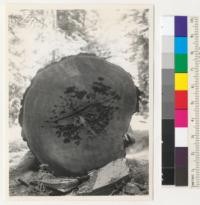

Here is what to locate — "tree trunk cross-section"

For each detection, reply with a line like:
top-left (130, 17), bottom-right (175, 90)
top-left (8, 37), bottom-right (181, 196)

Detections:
top-left (20, 53), bottom-right (138, 176)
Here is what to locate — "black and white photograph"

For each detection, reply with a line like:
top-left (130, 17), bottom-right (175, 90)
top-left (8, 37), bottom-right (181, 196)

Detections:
top-left (7, 4), bottom-right (153, 199)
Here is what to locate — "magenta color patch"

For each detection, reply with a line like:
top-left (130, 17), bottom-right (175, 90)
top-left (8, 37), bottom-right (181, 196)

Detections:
top-left (175, 110), bottom-right (188, 127)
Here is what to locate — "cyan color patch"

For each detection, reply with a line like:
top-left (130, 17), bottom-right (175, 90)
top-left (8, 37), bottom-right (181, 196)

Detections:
top-left (175, 37), bottom-right (188, 54)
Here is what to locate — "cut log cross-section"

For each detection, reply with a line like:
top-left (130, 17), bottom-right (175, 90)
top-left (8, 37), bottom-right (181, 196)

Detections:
top-left (19, 53), bottom-right (138, 176)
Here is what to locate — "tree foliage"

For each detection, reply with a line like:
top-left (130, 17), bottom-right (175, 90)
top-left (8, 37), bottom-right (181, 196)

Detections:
top-left (8, 8), bottom-right (150, 126)
top-left (121, 9), bottom-right (149, 114)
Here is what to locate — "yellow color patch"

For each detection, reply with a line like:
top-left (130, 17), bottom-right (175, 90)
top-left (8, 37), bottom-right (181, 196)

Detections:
top-left (175, 73), bottom-right (188, 90)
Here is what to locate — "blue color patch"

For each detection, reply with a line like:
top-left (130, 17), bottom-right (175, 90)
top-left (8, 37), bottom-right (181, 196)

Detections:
top-left (175, 37), bottom-right (188, 54)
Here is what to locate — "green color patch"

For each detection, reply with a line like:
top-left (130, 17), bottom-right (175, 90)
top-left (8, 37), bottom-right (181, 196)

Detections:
top-left (175, 54), bottom-right (188, 73)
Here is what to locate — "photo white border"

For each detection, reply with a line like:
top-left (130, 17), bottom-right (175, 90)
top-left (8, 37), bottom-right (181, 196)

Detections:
top-left (5, 3), bottom-right (154, 201)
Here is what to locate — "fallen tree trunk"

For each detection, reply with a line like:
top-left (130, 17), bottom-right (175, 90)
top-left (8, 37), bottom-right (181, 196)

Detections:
top-left (19, 53), bottom-right (138, 176)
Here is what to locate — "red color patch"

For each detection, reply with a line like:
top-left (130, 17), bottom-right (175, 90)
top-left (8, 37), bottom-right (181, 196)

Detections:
top-left (175, 91), bottom-right (188, 109)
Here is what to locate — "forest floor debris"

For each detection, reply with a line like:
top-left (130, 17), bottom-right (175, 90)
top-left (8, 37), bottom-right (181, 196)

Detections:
top-left (9, 116), bottom-right (149, 196)
top-left (9, 158), bottom-right (148, 196)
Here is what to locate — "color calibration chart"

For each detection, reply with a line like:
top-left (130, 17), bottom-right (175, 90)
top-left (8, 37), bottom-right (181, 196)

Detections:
top-left (161, 16), bottom-right (200, 187)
